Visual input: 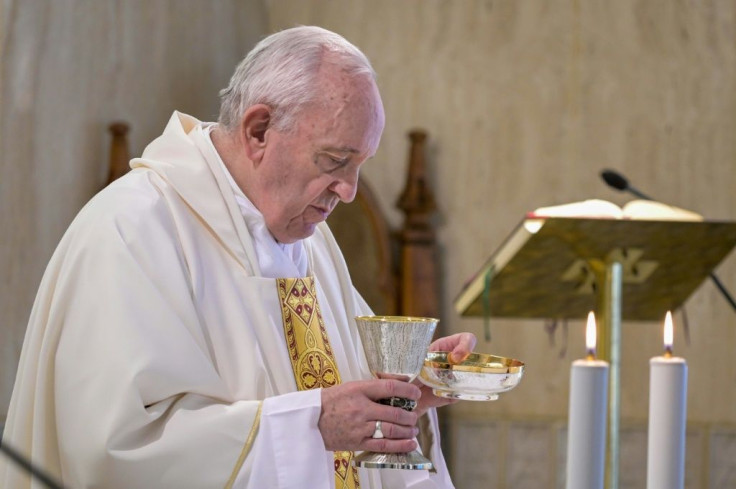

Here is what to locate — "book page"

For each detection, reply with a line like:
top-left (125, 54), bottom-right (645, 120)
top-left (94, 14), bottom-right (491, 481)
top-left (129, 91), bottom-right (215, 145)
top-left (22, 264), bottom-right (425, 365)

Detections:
top-left (622, 199), bottom-right (703, 221)
top-left (529, 199), bottom-right (703, 221)
top-left (529, 199), bottom-right (623, 219)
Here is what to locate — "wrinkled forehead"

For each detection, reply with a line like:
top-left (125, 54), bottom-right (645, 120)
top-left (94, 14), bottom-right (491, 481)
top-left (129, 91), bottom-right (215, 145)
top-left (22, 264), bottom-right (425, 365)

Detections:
top-left (346, 78), bottom-right (385, 149)
top-left (321, 66), bottom-right (382, 110)
top-left (306, 70), bottom-right (385, 153)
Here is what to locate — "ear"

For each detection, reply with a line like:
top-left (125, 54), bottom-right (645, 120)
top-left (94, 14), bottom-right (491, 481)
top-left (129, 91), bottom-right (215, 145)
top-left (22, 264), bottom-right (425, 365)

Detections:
top-left (239, 104), bottom-right (272, 165)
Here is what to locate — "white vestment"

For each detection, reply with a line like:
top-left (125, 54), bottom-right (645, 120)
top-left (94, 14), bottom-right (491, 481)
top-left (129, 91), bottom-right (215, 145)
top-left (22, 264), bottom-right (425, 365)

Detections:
top-left (0, 112), bottom-right (454, 489)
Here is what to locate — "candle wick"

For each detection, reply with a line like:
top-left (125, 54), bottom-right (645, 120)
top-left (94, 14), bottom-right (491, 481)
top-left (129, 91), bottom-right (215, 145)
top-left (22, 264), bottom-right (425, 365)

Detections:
top-left (664, 346), bottom-right (673, 358)
top-left (586, 350), bottom-right (595, 361)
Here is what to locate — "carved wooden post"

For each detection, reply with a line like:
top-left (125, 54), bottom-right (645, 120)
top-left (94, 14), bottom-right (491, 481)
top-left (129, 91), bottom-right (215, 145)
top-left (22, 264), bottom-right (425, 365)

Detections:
top-left (107, 122), bottom-right (131, 185)
top-left (396, 130), bottom-right (439, 324)
top-left (397, 130), bottom-right (443, 460)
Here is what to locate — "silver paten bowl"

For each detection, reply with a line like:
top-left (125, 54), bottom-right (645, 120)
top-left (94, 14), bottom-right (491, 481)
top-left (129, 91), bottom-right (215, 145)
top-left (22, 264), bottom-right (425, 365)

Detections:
top-left (419, 351), bottom-right (525, 401)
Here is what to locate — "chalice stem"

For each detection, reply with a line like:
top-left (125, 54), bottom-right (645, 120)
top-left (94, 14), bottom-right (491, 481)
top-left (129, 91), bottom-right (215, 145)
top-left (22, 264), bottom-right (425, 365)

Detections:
top-left (379, 397), bottom-right (417, 411)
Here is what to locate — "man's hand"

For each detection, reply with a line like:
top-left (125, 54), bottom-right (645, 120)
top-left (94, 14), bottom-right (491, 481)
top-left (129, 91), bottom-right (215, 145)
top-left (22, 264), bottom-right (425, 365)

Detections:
top-left (319, 379), bottom-right (421, 453)
top-left (428, 332), bottom-right (477, 364)
top-left (414, 332), bottom-right (478, 416)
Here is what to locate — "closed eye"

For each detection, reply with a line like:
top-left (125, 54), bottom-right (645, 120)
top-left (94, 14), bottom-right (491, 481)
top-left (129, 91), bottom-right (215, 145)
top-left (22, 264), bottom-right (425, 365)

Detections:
top-left (328, 157), bottom-right (349, 171)
top-left (317, 152), bottom-right (350, 173)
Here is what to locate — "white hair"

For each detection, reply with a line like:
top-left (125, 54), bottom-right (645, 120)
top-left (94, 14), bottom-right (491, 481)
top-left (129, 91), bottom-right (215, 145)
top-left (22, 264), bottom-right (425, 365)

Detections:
top-left (218, 26), bottom-right (376, 132)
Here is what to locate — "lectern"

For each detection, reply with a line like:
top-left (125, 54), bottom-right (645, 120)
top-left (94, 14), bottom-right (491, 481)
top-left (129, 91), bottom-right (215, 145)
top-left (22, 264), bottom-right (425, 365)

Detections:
top-left (454, 216), bottom-right (736, 489)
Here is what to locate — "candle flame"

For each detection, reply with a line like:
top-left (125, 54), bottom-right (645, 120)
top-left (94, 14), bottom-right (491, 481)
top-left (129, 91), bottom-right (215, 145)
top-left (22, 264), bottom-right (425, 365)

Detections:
top-left (663, 311), bottom-right (673, 356)
top-left (586, 311), bottom-right (597, 358)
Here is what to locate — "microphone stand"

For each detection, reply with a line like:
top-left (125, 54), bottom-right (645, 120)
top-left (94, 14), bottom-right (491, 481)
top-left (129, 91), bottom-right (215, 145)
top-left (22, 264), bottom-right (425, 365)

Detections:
top-left (600, 169), bottom-right (736, 313)
top-left (705, 272), bottom-right (736, 312)
top-left (0, 439), bottom-right (67, 489)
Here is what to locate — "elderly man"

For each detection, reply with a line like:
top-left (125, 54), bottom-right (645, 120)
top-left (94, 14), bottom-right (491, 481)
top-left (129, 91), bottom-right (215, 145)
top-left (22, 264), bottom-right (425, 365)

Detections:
top-left (1, 26), bottom-right (474, 488)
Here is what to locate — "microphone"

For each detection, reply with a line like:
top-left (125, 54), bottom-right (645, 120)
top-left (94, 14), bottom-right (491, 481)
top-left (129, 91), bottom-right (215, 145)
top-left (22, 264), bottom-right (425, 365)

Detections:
top-left (600, 169), bottom-right (653, 200)
top-left (599, 169), bottom-right (736, 313)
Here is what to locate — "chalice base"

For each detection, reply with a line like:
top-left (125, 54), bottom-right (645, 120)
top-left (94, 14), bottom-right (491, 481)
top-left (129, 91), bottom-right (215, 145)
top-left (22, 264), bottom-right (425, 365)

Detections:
top-left (353, 449), bottom-right (433, 470)
top-left (433, 389), bottom-right (499, 401)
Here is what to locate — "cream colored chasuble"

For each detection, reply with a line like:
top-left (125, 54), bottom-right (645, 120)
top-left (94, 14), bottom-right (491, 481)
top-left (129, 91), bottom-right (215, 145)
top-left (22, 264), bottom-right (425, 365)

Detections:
top-left (0, 112), bottom-right (454, 489)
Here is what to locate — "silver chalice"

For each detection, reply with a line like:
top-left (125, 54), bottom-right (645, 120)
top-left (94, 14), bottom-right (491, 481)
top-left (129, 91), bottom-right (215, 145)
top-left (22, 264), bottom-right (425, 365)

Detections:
top-left (353, 315), bottom-right (438, 470)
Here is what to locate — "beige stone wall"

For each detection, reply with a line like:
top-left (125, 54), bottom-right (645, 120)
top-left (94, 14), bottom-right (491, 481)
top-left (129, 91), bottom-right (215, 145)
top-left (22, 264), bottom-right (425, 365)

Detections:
top-left (266, 1), bottom-right (736, 486)
top-left (267, 0), bottom-right (736, 420)
top-left (0, 0), bottom-right (268, 414)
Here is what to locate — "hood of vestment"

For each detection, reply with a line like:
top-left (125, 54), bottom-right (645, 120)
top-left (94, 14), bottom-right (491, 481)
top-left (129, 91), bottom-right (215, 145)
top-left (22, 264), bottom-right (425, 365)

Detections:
top-left (130, 111), bottom-right (259, 275)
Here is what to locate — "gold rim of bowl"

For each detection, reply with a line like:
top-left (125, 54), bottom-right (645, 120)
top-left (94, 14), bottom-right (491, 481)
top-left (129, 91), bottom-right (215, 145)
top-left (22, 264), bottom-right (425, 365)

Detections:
top-left (355, 315), bottom-right (439, 323)
top-left (424, 352), bottom-right (525, 374)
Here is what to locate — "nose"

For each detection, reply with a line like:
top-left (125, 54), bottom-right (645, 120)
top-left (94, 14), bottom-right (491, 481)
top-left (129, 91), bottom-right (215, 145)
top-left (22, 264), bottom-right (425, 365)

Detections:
top-left (330, 168), bottom-right (360, 203)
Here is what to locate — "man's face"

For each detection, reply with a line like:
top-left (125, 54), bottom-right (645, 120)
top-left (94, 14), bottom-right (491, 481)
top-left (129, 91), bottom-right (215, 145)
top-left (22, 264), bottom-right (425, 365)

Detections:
top-left (253, 70), bottom-right (385, 243)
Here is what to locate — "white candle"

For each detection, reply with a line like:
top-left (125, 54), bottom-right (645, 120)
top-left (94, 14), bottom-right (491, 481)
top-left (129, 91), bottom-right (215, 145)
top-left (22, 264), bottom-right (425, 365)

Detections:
top-left (566, 312), bottom-right (609, 489)
top-left (646, 311), bottom-right (688, 489)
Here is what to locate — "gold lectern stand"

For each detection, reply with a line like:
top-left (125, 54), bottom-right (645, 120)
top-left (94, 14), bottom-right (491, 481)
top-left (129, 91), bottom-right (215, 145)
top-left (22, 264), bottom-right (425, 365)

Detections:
top-left (455, 217), bottom-right (736, 489)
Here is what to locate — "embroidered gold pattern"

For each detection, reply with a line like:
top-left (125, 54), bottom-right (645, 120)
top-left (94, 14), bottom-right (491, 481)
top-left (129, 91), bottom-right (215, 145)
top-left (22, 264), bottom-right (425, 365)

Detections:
top-left (277, 277), bottom-right (360, 489)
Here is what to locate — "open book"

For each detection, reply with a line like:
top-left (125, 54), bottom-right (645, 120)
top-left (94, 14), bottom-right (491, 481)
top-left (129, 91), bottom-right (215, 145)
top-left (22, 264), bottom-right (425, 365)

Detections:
top-left (454, 199), bottom-right (703, 317)
top-left (529, 199), bottom-right (702, 221)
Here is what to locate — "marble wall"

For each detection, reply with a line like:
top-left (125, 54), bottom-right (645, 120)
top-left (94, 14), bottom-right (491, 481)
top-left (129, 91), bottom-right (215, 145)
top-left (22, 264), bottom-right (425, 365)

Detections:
top-left (0, 0), bottom-right (268, 413)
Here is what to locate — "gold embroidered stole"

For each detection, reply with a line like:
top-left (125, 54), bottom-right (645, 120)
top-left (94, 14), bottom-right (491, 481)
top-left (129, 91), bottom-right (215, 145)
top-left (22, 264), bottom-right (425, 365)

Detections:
top-left (277, 277), bottom-right (360, 489)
